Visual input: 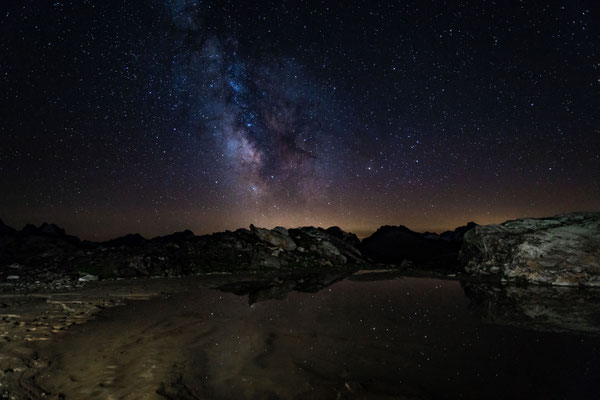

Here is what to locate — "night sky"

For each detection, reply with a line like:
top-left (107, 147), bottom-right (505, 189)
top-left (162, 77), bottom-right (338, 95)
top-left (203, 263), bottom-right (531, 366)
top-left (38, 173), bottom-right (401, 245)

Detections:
top-left (1, 1), bottom-right (599, 240)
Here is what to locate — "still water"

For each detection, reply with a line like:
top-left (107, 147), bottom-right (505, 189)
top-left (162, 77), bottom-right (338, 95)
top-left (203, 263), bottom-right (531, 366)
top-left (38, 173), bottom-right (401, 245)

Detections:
top-left (15, 276), bottom-right (600, 399)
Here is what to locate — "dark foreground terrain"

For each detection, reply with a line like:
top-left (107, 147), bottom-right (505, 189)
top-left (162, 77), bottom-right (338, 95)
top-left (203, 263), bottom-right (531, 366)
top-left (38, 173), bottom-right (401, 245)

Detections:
top-left (1, 273), bottom-right (600, 399)
top-left (1, 212), bottom-right (599, 398)
top-left (2, 212), bottom-right (599, 292)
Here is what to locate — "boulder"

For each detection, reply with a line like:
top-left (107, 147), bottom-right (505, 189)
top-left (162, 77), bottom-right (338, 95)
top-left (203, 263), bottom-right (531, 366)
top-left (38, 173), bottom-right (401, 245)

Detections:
top-left (460, 212), bottom-right (600, 286)
top-left (250, 225), bottom-right (297, 251)
top-left (290, 227), bottom-right (360, 264)
top-left (78, 274), bottom-right (99, 282)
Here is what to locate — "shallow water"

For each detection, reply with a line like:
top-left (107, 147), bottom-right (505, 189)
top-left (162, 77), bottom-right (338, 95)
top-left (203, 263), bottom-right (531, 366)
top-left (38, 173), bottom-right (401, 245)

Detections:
top-left (7, 276), bottom-right (600, 399)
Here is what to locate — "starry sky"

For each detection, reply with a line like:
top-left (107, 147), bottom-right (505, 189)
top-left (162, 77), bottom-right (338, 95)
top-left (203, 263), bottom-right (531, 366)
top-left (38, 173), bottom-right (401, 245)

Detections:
top-left (1, 0), bottom-right (599, 240)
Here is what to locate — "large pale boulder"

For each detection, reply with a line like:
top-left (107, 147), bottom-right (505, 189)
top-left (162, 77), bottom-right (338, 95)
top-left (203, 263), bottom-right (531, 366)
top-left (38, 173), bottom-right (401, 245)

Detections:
top-left (250, 225), bottom-right (297, 251)
top-left (460, 212), bottom-right (600, 286)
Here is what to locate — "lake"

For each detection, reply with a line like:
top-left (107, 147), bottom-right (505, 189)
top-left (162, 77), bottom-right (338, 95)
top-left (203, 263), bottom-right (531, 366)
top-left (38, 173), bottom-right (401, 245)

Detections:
top-left (2, 274), bottom-right (600, 399)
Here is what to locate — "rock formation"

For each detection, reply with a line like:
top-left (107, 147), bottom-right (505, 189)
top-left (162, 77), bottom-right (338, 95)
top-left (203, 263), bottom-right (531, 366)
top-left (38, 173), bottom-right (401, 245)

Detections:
top-left (360, 223), bottom-right (476, 269)
top-left (0, 222), bottom-right (373, 291)
top-left (460, 212), bottom-right (600, 286)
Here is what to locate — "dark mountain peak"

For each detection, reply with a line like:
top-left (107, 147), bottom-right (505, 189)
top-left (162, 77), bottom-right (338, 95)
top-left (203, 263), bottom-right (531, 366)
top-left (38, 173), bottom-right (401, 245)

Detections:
top-left (152, 230), bottom-right (196, 243)
top-left (39, 222), bottom-right (66, 236)
top-left (103, 233), bottom-right (147, 247)
top-left (0, 219), bottom-right (16, 235)
top-left (361, 222), bottom-right (476, 268)
top-left (21, 222), bottom-right (64, 236)
top-left (366, 225), bottom-right (422, 240)
top-left (20, 222), bottom-right (74, 240)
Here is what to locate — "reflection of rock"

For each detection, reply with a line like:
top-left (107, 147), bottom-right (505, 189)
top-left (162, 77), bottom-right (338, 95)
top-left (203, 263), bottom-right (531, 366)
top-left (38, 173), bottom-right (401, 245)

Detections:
top-left (460, 212), bottom-right (600, 286)
top-left (462, 282), bottom-right (600, 335)
top-left (217, 273), bottom-right (346, 304)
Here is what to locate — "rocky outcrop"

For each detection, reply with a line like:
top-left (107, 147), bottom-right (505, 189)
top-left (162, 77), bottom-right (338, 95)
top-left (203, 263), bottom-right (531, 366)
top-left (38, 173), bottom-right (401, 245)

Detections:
top-left (250, 225), bottom-right (297, 251)
top-left (0, 222), bottom-right (84, 265)
top-left (440, 222), bottom-right (478, 242)
top-left (324, 226), bottom-right (361, 248)
top-left (360, 223), bottom-right (476, 269)
top-left (0, 222), bottom-right (372, 291)
top-left (460, 212), bottom-right (600, 286)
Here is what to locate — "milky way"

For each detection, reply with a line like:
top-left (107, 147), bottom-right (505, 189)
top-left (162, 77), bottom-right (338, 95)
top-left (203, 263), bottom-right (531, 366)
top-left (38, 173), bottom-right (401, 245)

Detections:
top-left (173, 34), bottom-right (342, 204)
top-left (1, 0), bottom-right (599, 239)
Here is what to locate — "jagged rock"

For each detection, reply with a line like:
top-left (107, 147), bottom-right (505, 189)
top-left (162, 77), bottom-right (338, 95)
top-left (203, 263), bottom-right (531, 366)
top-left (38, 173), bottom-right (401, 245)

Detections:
top-left (440, 222), bottom-right (478, 242)
top-left (325, 226), bottom-right (361, 248)
top-left (460, 212), bottom-right (600, 286)
top-left (0, 220), bottom-right (374, 290)
top-left (317, 240), bottom-right (347, 264)
top-left (0, 222), bottom-right (84, 274)
top-left (250, 225), bottom-right (297, 251)
top-left (272, 226), bottom-right (289, 236)
top-left (290, 227), bottom-right (360, 265)
top-left (22, 222), bottom-right (66, 237)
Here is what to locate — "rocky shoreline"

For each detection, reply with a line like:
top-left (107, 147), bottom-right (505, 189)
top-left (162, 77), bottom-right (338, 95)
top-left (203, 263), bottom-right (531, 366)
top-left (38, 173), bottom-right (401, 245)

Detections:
top-left (1, 211), bottom-right (599, 291)
top-left (2, 273), bottom-right (600, 399)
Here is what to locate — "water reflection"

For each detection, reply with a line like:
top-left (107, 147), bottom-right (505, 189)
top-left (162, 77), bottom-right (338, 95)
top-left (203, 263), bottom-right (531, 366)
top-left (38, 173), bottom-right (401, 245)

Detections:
top-left (17, 276), bottom-right (597, 400)
top-left (462, 281), bottom-right (600, 335)
top-left (216, 272), bottom-right (347, 305)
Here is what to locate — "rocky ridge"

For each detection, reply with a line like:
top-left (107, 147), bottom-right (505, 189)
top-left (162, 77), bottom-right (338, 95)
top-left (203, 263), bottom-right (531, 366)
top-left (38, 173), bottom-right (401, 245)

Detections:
top-left (0, 221), bottom-right (374, 292)
top-left (2, 212), bottom-right (599, 290)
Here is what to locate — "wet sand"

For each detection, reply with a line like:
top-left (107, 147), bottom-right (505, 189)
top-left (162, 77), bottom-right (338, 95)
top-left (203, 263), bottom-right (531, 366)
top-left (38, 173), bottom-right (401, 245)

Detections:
top-left (2, 276), bottom-right (600, 399)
